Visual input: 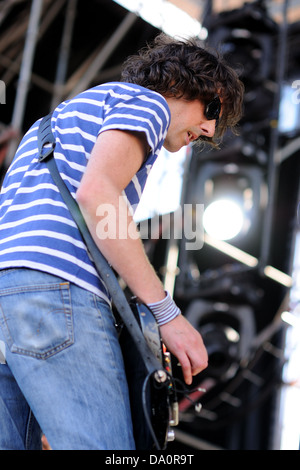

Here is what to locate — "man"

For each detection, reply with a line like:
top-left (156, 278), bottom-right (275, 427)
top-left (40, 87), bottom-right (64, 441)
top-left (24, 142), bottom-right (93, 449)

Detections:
top-left (0, 33), bottom-right (244, 449)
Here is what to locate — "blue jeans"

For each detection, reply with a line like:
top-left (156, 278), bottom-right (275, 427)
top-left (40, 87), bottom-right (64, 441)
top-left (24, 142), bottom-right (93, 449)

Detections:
top-left (0, 268), bottom-right (135, 450)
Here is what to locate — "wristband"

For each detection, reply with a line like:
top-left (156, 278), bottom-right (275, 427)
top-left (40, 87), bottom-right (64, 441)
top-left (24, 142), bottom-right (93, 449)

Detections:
top-left (147, 291), bottom-right (181, 326)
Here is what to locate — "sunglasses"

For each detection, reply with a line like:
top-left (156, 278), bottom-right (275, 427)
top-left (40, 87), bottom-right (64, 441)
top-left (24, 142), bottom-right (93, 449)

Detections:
top-left (205, 95), bottom-right (221, 123)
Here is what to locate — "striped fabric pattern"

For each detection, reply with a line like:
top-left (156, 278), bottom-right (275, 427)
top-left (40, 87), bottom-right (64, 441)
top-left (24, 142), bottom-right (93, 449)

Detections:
top-left (147, 291), bottom-right (181, 326)
top-left (0, 83), bottom-right (170, 301)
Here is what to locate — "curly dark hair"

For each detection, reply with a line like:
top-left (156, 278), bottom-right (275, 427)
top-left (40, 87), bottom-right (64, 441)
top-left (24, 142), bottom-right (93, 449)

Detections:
top-left (121, 33), bottom-right (244, 147)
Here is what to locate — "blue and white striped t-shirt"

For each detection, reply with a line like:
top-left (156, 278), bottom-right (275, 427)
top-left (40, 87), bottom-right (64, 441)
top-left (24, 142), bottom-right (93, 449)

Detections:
top-left (0, 82), bottom-right (170, 302)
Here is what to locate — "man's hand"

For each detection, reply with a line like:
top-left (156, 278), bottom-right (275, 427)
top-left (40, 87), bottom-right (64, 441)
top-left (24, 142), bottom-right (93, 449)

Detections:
top-left (159, 315), bottom-right (208, 385)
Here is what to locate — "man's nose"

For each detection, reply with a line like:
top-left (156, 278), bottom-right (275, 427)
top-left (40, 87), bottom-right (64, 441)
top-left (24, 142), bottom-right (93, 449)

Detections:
top-left (200, 120), bottom-right (216, 138)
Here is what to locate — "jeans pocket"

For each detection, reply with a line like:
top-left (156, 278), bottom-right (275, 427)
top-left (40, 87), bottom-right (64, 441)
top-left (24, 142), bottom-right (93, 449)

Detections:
top-left (0, 281), bottom-right (74, 359)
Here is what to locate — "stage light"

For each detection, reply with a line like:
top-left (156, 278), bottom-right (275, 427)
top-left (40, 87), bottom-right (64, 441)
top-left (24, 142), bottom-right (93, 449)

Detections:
top-left (185, 159), bottom-right (267, 254)
top-left (203, 199), bottom-right (244, 241)
top-left (185, 299), bottom-right (256, 379)
top-left (205, 2), bottom-right (278, 123)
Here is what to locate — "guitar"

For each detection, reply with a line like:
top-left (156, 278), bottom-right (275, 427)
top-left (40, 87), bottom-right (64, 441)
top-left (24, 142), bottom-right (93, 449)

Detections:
top-left (119, 298), bottom-right (179, 450)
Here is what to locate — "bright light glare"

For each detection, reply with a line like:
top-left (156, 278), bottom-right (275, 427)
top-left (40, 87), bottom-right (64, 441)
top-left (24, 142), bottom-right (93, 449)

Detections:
top-left (203, 199), bottom-right (244, 240)
top-left (113, 0), bottom-right (207, 39)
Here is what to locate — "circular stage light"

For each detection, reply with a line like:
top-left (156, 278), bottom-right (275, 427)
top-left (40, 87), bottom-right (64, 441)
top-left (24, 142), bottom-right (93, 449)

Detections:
top-left (203, 199), bottom-right (244, 240)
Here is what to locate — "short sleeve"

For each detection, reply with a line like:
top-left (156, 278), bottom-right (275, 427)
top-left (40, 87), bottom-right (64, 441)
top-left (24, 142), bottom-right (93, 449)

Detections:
top-left (100, 87), bottom-right (170, 155)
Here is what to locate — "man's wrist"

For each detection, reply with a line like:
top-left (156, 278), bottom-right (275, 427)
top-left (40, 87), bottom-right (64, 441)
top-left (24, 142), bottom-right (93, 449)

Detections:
top-left (147, 291), bottom-right (181, 326)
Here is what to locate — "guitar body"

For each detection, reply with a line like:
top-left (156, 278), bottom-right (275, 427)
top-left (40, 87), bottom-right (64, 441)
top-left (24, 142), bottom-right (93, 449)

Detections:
top-left (119, 299), bottom-right (177, 450)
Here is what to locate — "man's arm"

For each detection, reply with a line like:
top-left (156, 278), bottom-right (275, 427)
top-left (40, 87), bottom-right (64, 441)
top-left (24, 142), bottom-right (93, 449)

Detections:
top-left (76, 129), bottom-right (208, 383)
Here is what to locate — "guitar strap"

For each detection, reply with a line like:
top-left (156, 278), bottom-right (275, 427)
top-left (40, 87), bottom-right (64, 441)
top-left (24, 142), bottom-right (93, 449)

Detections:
top-left (37, 113), bottom-right (164, 377)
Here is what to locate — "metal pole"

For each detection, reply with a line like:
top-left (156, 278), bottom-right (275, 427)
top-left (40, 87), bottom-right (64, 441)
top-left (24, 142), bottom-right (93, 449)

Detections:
top-left (67, 11), bottom-right (137, 99)
top-left (5, 0), bottom-right (43, 167)
top-left (260, 0), bottom-right (289, 268)
top-left (51, 0), bottom-right (77, 108)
